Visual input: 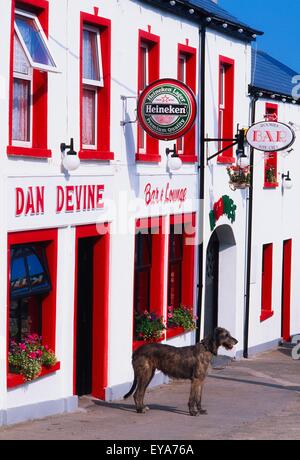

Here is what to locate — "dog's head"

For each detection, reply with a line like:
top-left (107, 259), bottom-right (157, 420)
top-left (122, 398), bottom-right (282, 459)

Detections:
top-left (214, 327), bottom-right (238, 351)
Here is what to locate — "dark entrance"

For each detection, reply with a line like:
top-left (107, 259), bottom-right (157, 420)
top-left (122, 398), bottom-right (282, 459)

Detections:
top-left (204, 232), bottom-right (219, 337)
top-left (76, 237), bottom-right (95, 396)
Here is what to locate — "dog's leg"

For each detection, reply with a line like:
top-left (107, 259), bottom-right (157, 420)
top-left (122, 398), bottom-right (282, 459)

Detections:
top-left (133, 369), bottom-right (154, 414)
top-left (188, 379), bottom-right (201, 416)
top-left (196, 382), bottom-right (207, 415)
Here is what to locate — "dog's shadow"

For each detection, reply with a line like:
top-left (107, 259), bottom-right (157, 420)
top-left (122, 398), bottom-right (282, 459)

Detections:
top-left (92, 399), bottom-right (189, 416)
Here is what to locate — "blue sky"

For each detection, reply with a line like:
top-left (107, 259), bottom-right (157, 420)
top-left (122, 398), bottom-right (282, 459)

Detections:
top-left (219, 0), bottom-right (300, 72)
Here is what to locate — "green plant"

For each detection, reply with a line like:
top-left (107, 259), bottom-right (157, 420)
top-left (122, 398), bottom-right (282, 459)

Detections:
top-left (227, 165), bottom-right (251, 189)
top-left (9, 335), bottom-right (58, 382)
top-left (167, 305), bottom-right (197, 331)
top-left (265, 166), bottom-right (277, 184)
top-left (135, 310), bottom-right (166, 342)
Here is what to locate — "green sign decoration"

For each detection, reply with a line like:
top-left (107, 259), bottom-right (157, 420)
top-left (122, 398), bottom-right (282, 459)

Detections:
top-left (209, 195), bottom-right (237, 231)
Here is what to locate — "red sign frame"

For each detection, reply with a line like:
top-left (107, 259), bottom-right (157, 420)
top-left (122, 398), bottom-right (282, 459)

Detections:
top-left (137, 78), bottom-right (197, 141)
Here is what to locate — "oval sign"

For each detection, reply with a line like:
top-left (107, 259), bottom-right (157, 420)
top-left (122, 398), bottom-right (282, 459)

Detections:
top-left (137, 78), bottom-right (197, 141)
top-left (246, 121), bottom-right (295, 152)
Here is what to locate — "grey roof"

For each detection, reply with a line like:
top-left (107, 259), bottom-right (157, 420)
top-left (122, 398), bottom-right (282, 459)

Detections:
top-left (251, 49), bottom-right (299, 98)
top-left (139, 0), bottom-right (263, 37)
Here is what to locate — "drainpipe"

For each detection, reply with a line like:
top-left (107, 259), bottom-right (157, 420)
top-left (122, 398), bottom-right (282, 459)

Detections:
top-left (196, 24), bottom-right (206, 343)
top-left (243, 94), bottom-right (258, 358)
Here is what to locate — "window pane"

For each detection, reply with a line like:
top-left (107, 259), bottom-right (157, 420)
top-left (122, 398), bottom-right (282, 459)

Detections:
top-left (13, 78), bottom-right (31, 142)
top-left (14, 33), bottom-right (31, 75)
top-left (220, 65), bottom-right (226, 108)
top-left (82, 88), bottom-right (96, 146)
top-left (11, 253), bottom-right (29, 297)
top-left (168, 263), bottom-right (181, 308)
top-left (10, 297), bottom-right (42, 342)
top-left (178, 55), bottom-right (186, 82)
top-left (15, 14), bottom-right (55, 67)
top-left (135, 271), bottom-right (150, 314)
top-left (83, 29), bottom-right (100, 81)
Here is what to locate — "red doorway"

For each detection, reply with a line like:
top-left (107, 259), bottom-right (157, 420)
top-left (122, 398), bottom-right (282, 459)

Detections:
top-left (282, 239), bottom-right (292, 341)
top-left (73, 224), bottom-right (110, 400)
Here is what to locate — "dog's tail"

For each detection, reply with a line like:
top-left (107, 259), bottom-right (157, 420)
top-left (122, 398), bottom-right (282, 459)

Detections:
top-left (124, 377), bottom-right (137, 399)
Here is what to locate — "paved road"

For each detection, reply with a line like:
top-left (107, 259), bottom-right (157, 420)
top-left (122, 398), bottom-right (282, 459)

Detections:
top-left (0, 347), bottom-right (299, 440)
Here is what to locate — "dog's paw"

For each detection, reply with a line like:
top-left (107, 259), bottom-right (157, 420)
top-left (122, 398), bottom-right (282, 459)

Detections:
top-left (198, 409), bottom-right (207, 415)
top-left (137, 408), bottom-right (147, 414)
top-left (144, 406), bottom-right (150, 412)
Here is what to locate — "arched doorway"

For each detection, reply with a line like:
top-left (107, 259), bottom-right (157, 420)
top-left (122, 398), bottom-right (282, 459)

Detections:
top-left (204, 225), bottom-right (237, 341)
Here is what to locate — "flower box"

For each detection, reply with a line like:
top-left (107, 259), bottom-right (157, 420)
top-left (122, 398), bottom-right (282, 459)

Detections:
top-left (166, 326), bottom-right (185, 340)
top-left (7, 362), bottom-right (61, 389)
top-left (133, 336), bottom-right (165, 352)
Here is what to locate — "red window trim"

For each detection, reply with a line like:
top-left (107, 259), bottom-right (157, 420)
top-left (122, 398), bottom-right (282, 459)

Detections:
top-left (8, 362), bottom-right (61, 389)
top-left (167, 213), bottom-right (196, 340)
top-left (7, 228), bottom-right (58, 387)
top-left (79, 12), bottom-right (114, 161)
top-left (73, 224), bottom-right (110, 400)
top-left (136, 29), bottom-right (161, 163)
top-left (7, 0), bottom-right (51, 158)
top-left (264, 103), bottom-right (279, 188)
top-left (217, 55), bottom-right (235, 165)
top-left (260, 243), bottom-right (274, 322)
top-left (177, 44), bottom-right (197, 163)
top-left (133, 217), bottom-right (165, 349)
top-left (282, 239), bottom-right (292, 341)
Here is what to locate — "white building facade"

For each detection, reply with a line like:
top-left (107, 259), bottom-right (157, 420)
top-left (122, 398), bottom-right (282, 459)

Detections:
top-left (0, 0), bottom-right (298, 426)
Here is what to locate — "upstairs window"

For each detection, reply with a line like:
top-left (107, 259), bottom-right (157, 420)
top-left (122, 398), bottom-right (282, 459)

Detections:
top-left (264, 103), bottom-right (279, 188)
top-left (14, 11), bottom-right (57, 72)
top-left (177, 44), bottom-right (197, 163)
top-left (82, 26), bottom-right (103, 149)
top-left (8, 2), bottom-right (57, 158)
top-left (217, 56), bottom-right (235, 164)
top-left (79, 13), bottom-right (113, 161)
top-left (136, 30), bottom-right (160, 162)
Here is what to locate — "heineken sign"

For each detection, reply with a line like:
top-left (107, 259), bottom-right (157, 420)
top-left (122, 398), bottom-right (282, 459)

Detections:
top-left (137, 79), bottom-right (197, 141)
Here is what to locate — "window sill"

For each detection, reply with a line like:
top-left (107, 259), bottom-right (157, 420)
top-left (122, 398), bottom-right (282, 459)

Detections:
top-left (217, 155), bottom-right (235, 165)
top-left (133, 337), bottom-right (164, 352)
top-left (135, 153), bottom-right (161, 163)
top-left (180, 155), bottom-right (198, 164)
top-left (260, 310), bottom-right (274, 323)
top-left (7, 146), bottom-right (52, 158)
top-left (79, 150), bottom-right (114, 161)
top-left (7, 362), bottom-right (61, 389)
top-left (166, 326), bottom-right (186, 340)
top-left (264, 182), bottom-right (279, 189)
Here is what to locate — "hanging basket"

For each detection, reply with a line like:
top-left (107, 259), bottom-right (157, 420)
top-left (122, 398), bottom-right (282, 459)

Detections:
top-left (227, 166), bottom-right (251, 192)
top-left (229, 181), bottom-right (250, 191)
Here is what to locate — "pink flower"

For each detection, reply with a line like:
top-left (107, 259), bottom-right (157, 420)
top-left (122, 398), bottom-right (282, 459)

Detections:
top-left (144, 310), bottom-right (149, 315)
top-left (44, 345), bottom-right (49, 351)
top-left (168, 313), bottom-right (173, 319)
top-left (168, 306), bottom-right (173, 312)
top-left (28, 352), bottom-right (37, 360)
top-left (19, 343), bottom-right (26, 352)
top-left (36, 350), bottom-right (43, 358)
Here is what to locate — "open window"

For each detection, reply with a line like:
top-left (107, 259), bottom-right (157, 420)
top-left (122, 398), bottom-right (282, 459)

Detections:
top-left (8, 1), bottom-right (57, 158)
top-left (14, 10), bottom-right (57, 73)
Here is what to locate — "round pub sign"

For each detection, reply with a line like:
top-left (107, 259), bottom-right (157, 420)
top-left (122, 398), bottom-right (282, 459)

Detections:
top-left (137, 79), bottom-right (197, 141)
top-left (246, 121), bottom-right (295, 152)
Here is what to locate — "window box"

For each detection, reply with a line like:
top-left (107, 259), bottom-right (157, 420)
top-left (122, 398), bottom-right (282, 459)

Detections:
top-left (166, 326), bottom-right (185, 340)
top-left (260, 310), bottom-right (274, 322)
top-left (133, 337), bottom-right (164, 352)
top-left (7, 362), bottom-right (61, 389)
top-left (264, 181), bottom-right (279, 189)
